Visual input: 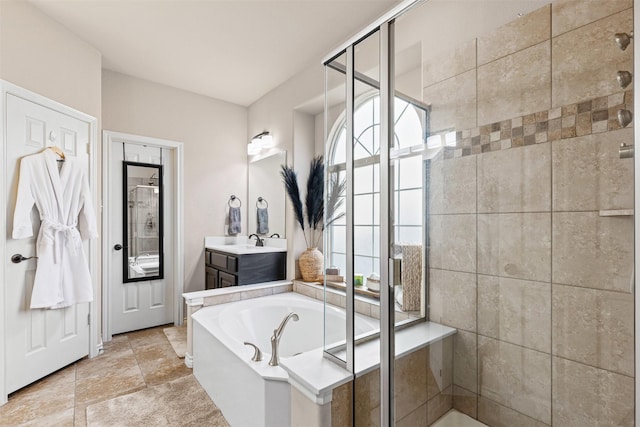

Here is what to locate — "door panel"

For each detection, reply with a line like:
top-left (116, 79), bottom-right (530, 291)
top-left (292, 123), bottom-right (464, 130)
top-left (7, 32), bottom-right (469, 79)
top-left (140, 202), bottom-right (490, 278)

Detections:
top-left (5, 93), bottom-right (90, 393)
top-left (109, 141), bottom-right (173, 334)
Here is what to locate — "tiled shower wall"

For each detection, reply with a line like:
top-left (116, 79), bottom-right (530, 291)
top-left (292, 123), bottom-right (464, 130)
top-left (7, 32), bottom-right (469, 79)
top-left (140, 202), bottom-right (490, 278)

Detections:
top-left (426, 1), bottom-right (635, 426)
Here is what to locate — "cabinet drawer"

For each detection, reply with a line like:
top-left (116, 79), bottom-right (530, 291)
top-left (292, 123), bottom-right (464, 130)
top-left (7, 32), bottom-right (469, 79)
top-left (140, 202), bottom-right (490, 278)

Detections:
top-left (210, 252), bottom-right (227, 269)
top-left (205, 266), bottom-right (218, 290)
top-left (219, 271), bottom-right (237, 287)
top-left (227, 255), bottom-right (237, 272)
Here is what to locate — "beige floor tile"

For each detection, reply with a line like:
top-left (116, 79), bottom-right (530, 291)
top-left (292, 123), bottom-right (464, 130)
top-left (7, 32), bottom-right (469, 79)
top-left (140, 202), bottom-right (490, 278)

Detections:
top-left (19, 407), bottom-right (75, 427)
top-left (0, 381), bottom-right (75, 426)
top-left (76, 349), bottom-right (138, 381)
top-left (126, 325), bottom-right (173, 348)
top-left (2, 323), bottom-right (228, 427)
top-left (75, 364), bottom-right (146, 406)
top-left (74, 404), bottom-right (88, 427)
top-left (85, 375), bottom-right (228, 427)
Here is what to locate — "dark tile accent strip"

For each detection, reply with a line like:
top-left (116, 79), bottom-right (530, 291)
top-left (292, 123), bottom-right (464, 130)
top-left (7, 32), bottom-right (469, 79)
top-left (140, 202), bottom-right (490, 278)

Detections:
top-left (441, 90), bottom-right (632, 159)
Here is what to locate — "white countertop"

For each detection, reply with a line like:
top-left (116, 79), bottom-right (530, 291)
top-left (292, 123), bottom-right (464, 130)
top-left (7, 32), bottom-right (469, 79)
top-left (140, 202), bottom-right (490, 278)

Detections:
top-left (204, 235), bottom-right (286, 254)
top-left (280, 320), bottom-right (457, 403)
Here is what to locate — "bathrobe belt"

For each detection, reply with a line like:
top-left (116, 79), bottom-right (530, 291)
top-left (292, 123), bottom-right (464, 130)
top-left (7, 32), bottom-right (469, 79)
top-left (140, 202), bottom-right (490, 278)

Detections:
top-left (41, 218), bottom-right (82, 264)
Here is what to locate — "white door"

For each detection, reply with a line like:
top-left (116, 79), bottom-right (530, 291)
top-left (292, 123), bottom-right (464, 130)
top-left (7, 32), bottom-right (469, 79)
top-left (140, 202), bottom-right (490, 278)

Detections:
top-left (109, 140), bottom-right (174, 334)
top-left (5, 93), bottom-right (90, 393)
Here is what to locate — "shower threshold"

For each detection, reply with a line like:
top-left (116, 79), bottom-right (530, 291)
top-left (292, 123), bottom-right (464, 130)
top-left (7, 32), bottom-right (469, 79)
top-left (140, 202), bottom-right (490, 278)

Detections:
top-left (432, 409), bottom-right (487, 427)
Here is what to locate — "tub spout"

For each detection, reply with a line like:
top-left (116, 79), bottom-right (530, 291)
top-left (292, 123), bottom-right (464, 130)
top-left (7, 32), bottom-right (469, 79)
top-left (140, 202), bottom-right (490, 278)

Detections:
top-left (269, 312), bottom-right (299, 366)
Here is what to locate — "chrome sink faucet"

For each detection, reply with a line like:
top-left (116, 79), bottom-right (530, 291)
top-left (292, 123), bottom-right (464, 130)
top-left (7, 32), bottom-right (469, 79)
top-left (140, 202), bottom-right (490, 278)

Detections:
top-left (248, 233), bottom-right (264, 246)
top-left (269, 312), bottom-right (299, 366)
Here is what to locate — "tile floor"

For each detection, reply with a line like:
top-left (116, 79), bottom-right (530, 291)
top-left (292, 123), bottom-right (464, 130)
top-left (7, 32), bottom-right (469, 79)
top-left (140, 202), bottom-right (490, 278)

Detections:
top-left (0, 325), bottom-right (229, 426)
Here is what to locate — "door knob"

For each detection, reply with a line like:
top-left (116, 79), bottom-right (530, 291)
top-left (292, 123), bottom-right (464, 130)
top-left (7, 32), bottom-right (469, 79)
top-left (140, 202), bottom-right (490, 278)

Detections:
top-left (11, 254), bottom-right (38, 263)
top-left (114, 244), bottom-right (123, 251)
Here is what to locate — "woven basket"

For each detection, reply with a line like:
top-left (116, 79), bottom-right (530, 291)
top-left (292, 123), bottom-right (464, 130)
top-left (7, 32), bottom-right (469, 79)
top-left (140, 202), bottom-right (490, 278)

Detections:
top-left (299, 247), bottom-right (324, 282)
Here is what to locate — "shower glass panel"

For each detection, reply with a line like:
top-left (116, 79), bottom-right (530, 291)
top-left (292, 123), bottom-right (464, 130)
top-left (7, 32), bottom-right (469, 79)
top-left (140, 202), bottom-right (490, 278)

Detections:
top-left (400, 0), bottom-right (635, 424)
top-left (326, 0), bottom-right (636, 425)
top-left (123, 161), bottom-right (164, 282)
top-left (324, 52), bottom-right (348, 366)
top-left (353, 29), bottom-right (382, 427)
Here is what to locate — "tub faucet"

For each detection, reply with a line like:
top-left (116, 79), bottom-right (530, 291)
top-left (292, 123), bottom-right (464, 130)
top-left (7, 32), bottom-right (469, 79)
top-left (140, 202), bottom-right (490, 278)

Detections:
top-left (248, 233), bottom-right (264, 246)
top-left (269, 312), bottom-right (299, 366)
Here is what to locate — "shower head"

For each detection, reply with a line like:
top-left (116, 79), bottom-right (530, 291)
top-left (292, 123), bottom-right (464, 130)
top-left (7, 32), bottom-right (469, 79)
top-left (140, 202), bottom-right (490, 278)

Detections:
top-left (617, 109), bottom-right (633, 128)
top-left (616, 71), bottom-right (633, 89)
top-left (615, 32), bottom-right (633, 51)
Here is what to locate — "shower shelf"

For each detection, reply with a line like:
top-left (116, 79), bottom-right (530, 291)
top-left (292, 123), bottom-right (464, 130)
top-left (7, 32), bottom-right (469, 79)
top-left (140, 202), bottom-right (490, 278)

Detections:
top-left (598, 209), bottom-right (634, 217)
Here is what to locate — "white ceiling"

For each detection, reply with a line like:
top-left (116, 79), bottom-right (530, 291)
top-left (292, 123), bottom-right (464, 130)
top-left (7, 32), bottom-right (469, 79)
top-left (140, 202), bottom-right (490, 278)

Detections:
top-left (30, 0), bottom-right (401, 107)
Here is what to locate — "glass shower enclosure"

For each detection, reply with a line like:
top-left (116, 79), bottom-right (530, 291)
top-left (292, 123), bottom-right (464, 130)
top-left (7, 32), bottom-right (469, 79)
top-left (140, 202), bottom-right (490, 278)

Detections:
top-left (323, 0), bottom-right (636, 425)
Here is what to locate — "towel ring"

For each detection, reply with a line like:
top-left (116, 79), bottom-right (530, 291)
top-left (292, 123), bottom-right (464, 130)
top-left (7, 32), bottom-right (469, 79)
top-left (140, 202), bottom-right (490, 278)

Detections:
top-left (256, 197), bottom-right (269, 209)
top-left (228, 195), bottom-right (242, 208)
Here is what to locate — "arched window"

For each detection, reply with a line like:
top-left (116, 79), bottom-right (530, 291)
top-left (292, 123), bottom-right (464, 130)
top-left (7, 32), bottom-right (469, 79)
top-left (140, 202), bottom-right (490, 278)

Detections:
top-left (326, 94), bottom-right (426, 280)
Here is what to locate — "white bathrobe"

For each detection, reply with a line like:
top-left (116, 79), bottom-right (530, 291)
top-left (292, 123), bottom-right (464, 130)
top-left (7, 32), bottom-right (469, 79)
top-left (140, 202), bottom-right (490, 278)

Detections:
top-left (12, 149), bottom-right (98, 309)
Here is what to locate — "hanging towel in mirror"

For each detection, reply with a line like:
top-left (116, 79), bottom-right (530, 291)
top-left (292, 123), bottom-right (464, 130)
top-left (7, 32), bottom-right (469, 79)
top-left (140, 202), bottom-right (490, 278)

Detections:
top-left (257, 207), bottom-right (269, 234)
top-left (228, 206), bottom-right (241, 234)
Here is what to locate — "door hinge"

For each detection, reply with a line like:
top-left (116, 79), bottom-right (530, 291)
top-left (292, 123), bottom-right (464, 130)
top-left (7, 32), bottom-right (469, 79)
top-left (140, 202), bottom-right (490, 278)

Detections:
top-left (87, 313), bottom-right (91, 325)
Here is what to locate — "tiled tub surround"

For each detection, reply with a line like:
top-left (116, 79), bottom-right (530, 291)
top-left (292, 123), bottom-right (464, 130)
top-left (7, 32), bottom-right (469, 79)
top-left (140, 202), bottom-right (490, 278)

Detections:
top-left (286, 282), bottom-right (457, 426)
top-left (330, 337), bottom-right (455, 427)
top-left (423, 1), bottom-right (635, 426)
top-left (185, 281), bottom-right (456, 426)
top-left (293, 280), bottom-right (414, 322)
top-left (183, 281), bottom-right (293, 367)
top-left (192, 292), bottom-right (380, 427)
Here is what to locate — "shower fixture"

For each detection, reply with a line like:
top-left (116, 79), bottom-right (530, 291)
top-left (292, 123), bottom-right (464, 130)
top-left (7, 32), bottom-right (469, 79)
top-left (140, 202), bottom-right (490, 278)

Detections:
top-left (615, 32), bottom-right (633, 51)
top-left (620, 142), bottom-right (634, 159)
top-left (617, 109), bottom-right (633, 127)
top-left (616, 71), bottom-right (633, 89)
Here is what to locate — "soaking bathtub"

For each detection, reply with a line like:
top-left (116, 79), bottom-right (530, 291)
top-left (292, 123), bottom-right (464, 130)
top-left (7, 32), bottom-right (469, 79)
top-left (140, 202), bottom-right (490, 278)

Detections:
top-left (192, 292), bottom-right (378, 427)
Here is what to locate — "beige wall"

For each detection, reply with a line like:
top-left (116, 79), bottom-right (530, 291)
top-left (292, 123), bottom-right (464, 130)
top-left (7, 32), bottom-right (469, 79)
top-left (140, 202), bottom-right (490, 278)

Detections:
top-left (248, 64), bottom-right (325, 277)
top-left (0, 1), bottom-right (102, 121)
top-left (102, 70), bottom-right (248, 293)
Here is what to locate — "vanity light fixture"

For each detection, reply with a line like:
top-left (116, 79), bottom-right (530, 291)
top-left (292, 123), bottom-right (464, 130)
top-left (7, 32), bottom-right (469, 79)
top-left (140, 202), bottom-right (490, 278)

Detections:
top-left (248, 131), bottom-right (273, 155)
top-left (248, 138), bottom-right (262, 155)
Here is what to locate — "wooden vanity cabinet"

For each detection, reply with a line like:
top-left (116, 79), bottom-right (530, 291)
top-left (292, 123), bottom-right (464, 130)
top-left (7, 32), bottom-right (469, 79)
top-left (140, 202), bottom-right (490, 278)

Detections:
top-left (205, 248), bottom-right (286, 289)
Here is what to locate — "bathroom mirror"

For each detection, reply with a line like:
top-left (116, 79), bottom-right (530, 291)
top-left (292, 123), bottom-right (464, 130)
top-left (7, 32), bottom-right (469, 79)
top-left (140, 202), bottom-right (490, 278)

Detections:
top-left (123, 161), bottom-right (164, 282)
top-left (248, 149), bottom-right (287, 237)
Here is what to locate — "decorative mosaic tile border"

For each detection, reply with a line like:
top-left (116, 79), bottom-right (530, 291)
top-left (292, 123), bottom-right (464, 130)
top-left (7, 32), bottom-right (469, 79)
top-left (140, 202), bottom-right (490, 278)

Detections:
top-left (442, 90), bottom-right (633, 160)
